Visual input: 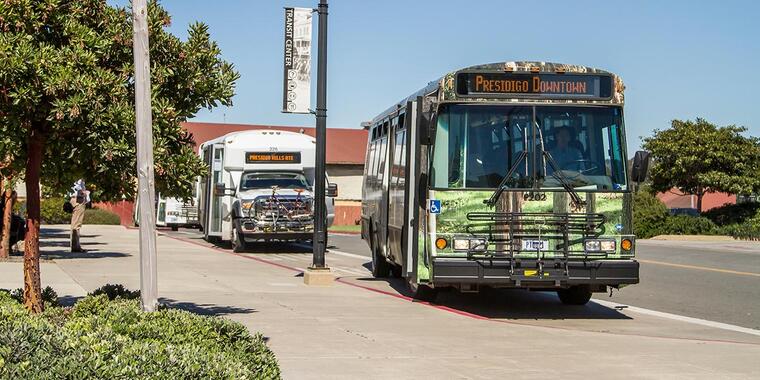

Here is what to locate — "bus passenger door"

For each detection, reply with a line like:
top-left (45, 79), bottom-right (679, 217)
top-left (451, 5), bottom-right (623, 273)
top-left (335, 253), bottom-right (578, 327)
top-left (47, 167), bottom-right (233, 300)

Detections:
top-left (378, 120), bottom-right (392, 257)
top-left (204, 143), bottom-right (225, 239)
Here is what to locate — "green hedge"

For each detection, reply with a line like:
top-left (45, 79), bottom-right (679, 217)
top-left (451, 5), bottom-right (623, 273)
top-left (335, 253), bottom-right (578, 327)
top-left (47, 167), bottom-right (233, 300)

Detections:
top-left (0, 289), bottom-right (281, 379)
top-left (34, 198), bottom-right (121, 225)
top-left (84, 208), bottom-right (121, 225)
top-left (632, 190), bottom-right (669, 239)
top-left (40, 198), bottom-right (70, 224)
top-left (659, 215), bottom-right (718, 235)
top-left (703, 202), bottom-right (760, 226)
top-left (632, 191), bottom-right (760, 240)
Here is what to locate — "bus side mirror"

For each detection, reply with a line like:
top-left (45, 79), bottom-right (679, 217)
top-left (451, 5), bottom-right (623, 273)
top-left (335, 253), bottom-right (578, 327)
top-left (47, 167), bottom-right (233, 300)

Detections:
top-left (631, 151), bottom-right (650, 183)
top-left (214, 183), bottom-right (235, 196)
top-left (327, 183), bottom-right (338, 197)
top-left (416, 96), bottom-right (437, 145)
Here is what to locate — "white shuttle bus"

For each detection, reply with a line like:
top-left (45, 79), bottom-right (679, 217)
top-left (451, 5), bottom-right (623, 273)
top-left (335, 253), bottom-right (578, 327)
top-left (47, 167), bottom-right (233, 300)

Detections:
top-left (133, 194), bottom-right (200, 231)
top-left (198, 130), bottom-right (336, 251)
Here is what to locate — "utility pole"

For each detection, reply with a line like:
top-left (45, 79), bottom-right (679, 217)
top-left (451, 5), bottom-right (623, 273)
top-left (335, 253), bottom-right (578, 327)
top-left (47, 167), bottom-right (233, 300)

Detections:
top-left (132, 0), bottom-right (159, 311)
top-left (304, 0), bottom-right (333, 285)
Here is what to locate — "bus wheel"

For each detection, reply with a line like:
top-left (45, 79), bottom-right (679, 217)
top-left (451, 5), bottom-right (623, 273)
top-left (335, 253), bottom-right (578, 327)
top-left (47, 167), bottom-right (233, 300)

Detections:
top-left (232, 228), bottom-right (246, 253)
top-left (408, 279), bottom-right (438, 302)
top-left (557, 285), bottom-right (592, 305)
top-left (371, 237), bottom-right (391, 278)
top-left (171, 225), bottom-right (179, 232)
top-left (390, 264), bottom-right (402, 278)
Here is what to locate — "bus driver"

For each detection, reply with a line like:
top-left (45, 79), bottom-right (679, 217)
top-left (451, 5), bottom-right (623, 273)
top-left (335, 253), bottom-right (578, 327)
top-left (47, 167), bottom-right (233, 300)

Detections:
top-left (548, 126), bottom-right (583, 171)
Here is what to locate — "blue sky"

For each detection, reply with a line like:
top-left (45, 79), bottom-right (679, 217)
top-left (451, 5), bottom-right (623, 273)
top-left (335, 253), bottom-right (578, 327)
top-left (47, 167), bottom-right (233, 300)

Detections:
top-left (114, 0), bottom-right (760, 152)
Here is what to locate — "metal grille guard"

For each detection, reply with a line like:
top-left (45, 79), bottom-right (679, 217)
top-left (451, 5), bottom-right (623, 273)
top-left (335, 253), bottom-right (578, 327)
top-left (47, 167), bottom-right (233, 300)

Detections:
top-left (450, 212), bottom-right (608, 283)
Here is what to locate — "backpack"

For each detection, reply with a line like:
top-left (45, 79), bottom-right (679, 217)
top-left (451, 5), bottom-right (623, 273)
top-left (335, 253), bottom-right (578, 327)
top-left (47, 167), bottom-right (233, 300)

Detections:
top-left (63, 200), bottom-right (74, 214)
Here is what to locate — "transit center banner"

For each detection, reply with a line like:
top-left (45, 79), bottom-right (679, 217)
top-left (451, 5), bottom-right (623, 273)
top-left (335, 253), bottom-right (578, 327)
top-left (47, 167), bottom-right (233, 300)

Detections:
top-left (282, 7), bottom-right (312, 114)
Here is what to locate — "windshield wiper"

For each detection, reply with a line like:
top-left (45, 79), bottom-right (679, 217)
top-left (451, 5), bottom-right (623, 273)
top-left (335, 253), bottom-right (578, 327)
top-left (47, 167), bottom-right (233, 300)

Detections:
top-left (542, 150), bottom-right (586, 208)
top-left (484, 150), bottom-right (527, 207)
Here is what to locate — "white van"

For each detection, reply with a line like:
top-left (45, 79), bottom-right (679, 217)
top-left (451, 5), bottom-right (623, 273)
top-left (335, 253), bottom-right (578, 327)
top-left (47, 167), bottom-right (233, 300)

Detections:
top-left (197, 130), bottom-right (336, 251)
top-left (133, 193), bottom-right (200, 231)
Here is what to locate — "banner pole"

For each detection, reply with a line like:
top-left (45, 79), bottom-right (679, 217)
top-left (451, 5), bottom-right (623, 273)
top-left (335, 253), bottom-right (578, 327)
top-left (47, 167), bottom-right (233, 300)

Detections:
top-left (312, 0), bottom-right (328, 269)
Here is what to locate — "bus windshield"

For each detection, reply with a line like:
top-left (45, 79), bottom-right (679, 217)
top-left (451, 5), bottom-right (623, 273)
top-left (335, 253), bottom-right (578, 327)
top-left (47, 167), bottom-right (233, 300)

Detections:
top-left (240, 172), bottom-right (310, 191)
top-left (431, 104), bottom-right (627, 191)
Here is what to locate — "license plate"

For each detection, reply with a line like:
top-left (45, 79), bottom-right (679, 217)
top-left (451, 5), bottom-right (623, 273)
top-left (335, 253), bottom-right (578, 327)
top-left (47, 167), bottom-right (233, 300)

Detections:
top-left (522, 239), bottom-right (549, 251)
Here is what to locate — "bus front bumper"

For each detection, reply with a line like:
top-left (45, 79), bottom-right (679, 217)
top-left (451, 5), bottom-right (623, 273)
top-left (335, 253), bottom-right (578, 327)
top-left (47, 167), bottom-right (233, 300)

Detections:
top-left (234, 218), bottom-right (313, 241)
top-left (431, 258), bottom-right (639, 289)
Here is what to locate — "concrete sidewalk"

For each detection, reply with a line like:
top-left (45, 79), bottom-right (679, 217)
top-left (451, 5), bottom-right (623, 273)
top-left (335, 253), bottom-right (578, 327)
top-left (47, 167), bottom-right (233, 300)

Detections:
top-left (2, 225), bottom-right (759, 379)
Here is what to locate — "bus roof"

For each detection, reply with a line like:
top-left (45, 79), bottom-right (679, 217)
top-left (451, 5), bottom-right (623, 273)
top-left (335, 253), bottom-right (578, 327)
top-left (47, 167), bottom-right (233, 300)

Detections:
top-left (199, 129), bottom-right (316, 149)
top-left (372, 61), bottom-right (625, 123)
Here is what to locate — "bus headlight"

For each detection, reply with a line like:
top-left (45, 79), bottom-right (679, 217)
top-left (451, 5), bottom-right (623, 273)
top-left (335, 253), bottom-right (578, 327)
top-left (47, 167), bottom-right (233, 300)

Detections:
top-left (240, 200), bottom-right (254, 212)
top-left (452, 237), bottom-right (488, 252)
top-left (584, 239), bottom-right (616, 252)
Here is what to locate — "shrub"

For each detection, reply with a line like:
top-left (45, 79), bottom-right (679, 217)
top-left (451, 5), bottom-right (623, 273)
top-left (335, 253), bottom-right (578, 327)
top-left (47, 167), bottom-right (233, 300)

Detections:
top-left (0, 289), bottom-right (281, 379)
top-left (40, 197), bottom-right (71, 224)
top-left (2, 286), bottom-right (59, 306)
top-left (90, 283), bottom-right (140, 300)
top-left (633, 190), bottom-right (669, 239)
top-left (84, 208), bottom-right (121, 225)
top-left (660, 215), bottom-right (718, 235)
top-left (703, 202), bottom-right (760, 226)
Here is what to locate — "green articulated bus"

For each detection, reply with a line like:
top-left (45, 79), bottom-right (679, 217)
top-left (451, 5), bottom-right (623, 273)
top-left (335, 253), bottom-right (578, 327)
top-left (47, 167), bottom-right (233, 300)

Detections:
top-left (360, 61), bottom-right (648, 304)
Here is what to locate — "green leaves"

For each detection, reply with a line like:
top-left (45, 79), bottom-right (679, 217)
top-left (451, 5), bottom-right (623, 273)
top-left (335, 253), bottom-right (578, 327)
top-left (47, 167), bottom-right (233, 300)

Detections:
top-left (0, 293), bottom-right (282, 379)
top-left (643, 118), bottom-right (760, 201)
top-left (0, 0), bottom-right (239, 201)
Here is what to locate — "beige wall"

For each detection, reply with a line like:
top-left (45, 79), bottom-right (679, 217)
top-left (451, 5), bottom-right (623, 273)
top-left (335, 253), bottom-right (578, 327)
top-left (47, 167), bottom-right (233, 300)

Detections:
top-left (327, 164), bottom-right (364, 201)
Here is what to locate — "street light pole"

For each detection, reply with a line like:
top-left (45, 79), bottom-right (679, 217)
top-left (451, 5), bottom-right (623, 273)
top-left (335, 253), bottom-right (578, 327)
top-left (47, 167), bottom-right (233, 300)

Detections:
top-left (132, 0), bottom-right (159, 311)
top-left (311, 0), bottom-right (328, 269)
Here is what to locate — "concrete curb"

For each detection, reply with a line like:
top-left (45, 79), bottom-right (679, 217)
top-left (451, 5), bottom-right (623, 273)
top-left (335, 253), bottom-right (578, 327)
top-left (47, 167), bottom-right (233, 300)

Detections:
top-left (649, 234), bottom-right (736, 241)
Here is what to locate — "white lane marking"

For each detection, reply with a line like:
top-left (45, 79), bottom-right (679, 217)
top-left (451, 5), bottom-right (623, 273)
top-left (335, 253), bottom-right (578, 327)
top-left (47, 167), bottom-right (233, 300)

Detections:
top-left (593, 299), bottom-right (760, 337)
top-left (328, 249), bottom-right (370, 261)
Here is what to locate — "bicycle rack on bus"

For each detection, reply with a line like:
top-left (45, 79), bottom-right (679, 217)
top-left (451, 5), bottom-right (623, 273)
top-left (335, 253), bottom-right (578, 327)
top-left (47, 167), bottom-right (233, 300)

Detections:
top-left (464, 212), bottom-right (607, 285)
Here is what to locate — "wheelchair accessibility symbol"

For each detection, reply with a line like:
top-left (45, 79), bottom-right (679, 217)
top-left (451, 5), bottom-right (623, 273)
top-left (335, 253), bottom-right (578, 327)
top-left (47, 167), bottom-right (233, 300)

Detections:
top-left (429, 199), bottom-right (441, 214)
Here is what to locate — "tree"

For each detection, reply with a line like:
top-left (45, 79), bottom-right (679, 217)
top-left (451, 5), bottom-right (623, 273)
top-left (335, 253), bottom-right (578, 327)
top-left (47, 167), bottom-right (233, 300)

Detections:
top-left (643, 118), bottom-right (760, 212)
top-left (0, 0), bottom-right (239, 312)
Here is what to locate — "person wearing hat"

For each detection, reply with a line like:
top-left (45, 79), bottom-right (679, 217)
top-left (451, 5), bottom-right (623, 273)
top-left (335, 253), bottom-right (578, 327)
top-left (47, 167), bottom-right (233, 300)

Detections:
top-left (70, 179), bottom-right (89, 252)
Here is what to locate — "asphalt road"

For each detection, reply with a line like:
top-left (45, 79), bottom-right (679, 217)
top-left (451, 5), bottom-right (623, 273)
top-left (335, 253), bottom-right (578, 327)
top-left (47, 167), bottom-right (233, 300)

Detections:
top-left (594, 240), bottom-right (760, 330)
top-left (164, 228), bottom-right (760, 330)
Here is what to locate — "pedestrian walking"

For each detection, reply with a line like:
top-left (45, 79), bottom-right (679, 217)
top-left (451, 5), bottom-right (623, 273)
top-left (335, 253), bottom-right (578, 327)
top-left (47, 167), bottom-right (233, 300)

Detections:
top-left (70, 179), bottom-right (90, 252)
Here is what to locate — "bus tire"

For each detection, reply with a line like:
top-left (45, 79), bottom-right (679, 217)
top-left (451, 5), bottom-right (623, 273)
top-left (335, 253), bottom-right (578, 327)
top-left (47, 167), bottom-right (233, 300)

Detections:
top-left (232, 228), bottom-right (246, 253)
top-left (390, 264), bottom-right (402, 278)
top-left (171, 225), bottom-right (179, 232)
top-left (557, 285), bottom-right (592, 305)
top-left (408, 280), bottom-right (438, 302)
top-left (371, 234), bottom-right (391, 278)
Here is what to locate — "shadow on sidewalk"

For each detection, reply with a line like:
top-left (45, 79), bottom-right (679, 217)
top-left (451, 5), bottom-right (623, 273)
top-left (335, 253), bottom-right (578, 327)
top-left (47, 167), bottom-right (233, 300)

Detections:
top-left (351, 276), bottom-right (631, 321)
top-left (40, 250), bottom-right (130, 260)
top-left (161, 298), bottom-right (257, 316)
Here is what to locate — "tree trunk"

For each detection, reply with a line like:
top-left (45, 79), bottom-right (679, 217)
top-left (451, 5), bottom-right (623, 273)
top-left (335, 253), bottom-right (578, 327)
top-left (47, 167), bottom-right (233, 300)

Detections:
top-left (696, 192), bottom-right (704, 214)
top-left (24, 131), bottom-right (44, 313)
top-left (1, 187), bottom-right (13, 259)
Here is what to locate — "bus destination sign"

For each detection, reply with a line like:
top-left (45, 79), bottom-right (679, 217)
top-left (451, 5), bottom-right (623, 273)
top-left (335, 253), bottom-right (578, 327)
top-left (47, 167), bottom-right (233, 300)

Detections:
top-left (456, 72), bottom-right (612, 99)
top-left (246, 152), bottom-right (302, 164)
